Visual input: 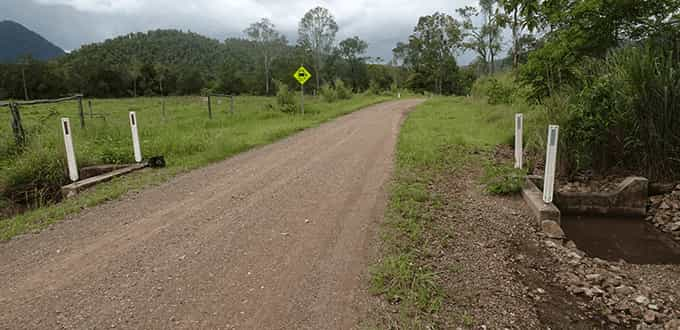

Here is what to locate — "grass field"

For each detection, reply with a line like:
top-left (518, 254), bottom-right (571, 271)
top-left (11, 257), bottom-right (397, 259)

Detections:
top-left (369, 96), bottom-right (515, 328)
top-left (0, 94), bottom-right (392, 240)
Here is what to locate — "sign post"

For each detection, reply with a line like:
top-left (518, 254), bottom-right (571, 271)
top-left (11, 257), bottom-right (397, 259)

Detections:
top-left (543, 125), bottom-right (559, 203)
top-left (514, 113), bottom-right (523, 169)
top-left (129, 112), bottom-right (142, 163)
top-left (61, 118), bottom-right (79, 182)
top-left (293, 65), bottom-right (312, 115)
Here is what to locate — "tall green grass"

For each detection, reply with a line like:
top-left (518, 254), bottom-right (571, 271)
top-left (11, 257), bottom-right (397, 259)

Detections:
top-left (558, 37), bottom-right (680, 180)
top-left (471, 34), bottom-right (680, 181)
top-left (0, 94), bottom-right (391, 239)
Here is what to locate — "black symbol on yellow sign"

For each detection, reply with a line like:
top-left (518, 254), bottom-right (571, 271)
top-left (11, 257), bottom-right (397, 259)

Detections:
top-left (294, 66), bottom-right (312, 85)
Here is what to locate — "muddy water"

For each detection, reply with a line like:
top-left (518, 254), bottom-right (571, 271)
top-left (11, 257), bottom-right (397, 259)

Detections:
top-left (561, 216), bottom-right (680, 264)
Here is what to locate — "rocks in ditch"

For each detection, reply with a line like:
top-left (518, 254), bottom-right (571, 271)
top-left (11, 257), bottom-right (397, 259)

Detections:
top-left (538, 233), bottom-right (679, 328)
top-left (541, 220), bottom-right (565, 239)
top-left (585, 273), bottom-right (603, 284)
top-left (635, 295), bottom-right (650, 305)
top-left (668, 222), bottom-right (680, 232)
top-left (665, 319), bottom-right (680, 329)
top-left (565, 240), bottom-right (577, 249)
top-left (614, 285), bottom-right (635, 296)
top-left (644, 310), bottom-right (657, 323)
top-left (648, 185), bottom-right (680, 240)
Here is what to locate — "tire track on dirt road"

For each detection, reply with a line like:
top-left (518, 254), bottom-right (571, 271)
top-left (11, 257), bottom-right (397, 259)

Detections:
top-left (0, 99), bottom-right (423, 329)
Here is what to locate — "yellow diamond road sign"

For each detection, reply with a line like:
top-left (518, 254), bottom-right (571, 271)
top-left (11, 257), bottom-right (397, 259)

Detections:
top-left (294, 66), bottom-right (312, 85)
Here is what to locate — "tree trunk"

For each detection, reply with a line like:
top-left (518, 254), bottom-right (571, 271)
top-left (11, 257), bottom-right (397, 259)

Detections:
top-left (264, 54), bottom-right (270, 95)
top-left (315, 53), bottom-right (321, 93)
top-left (512, 10), bottom-right (519, 69)
top-left (133, 79), bottom-right (137, 97)
top-left (21, 67), bottom-right (29, 101)
top-left (315, 67), bottom-right (320, 93)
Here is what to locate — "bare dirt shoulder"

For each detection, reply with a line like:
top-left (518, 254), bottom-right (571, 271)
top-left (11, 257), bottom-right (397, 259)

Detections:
top-left (369, 151), bottom-right (602, 329)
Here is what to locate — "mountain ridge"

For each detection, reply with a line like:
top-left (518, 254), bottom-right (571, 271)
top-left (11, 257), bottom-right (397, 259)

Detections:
top-left (0, 20), bottom-right (65, 63)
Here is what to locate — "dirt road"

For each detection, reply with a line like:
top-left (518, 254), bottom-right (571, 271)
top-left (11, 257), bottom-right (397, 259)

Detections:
top-left (0, 100), bottom-right (423, 329)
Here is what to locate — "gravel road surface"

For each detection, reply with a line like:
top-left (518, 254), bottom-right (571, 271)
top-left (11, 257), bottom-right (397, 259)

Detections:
top-left (0, 100), bottom-right (423, 329)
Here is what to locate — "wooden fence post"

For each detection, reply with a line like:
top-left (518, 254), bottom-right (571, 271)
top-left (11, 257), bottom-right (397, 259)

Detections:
top-left (207, 95), bottom-right (213, 119)
top-left (78, 96), bottom-right (85, 128)
top-left (88, 100), bottom-right (93, 119)
top-left (9, 102), bottom-right (26, 147)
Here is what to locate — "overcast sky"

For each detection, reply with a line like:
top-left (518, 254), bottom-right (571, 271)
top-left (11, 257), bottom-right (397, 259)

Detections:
top-left (1, 0), bottom-right (483, 63)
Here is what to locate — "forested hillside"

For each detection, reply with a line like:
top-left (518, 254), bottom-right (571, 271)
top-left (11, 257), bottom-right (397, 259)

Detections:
top-left (0, 20), bottom-right (65, 63)
top-left (0, 19), bottom-right (411, 99)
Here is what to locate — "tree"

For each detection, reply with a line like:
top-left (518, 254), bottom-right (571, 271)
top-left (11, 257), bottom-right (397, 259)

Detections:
top-left (480, 0), bottom-right (504, 74)
top-left (244, 18), bottom-right (288, 95)
top-left (128, 58), bottom-right (143, 97)
top-left (499, 0), bottom-right (539, 69)
top-left (458, 2), bottom-right (504, 75)
top-left (154, 63), bottom-right (168, 96)
top-left (298, 6), bottom-right (339, 92)
top-left (520, 0), bottom-right (680, 99)
top-left (396, 12), bottom-right (465, 94)
top-left (338, 36), bottom-right (368, 91)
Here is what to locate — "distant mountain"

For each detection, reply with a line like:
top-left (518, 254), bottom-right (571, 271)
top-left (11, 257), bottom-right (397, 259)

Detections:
top-left (0, 20), bottom-right (65, 63)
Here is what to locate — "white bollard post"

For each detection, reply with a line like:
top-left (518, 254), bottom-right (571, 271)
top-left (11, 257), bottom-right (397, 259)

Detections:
top-left (514, 113), bottom-right (523, 169)
top-left (397, 92), bottom-right (401, 99)
top-left (543, 125), bottom-right (559, 203)
top-left (61, 118), bottom-right (79, 182)
top-left (129, 112), bottom-right (142, 163)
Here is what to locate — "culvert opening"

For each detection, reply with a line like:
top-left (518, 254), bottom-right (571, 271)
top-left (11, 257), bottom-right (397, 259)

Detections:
top-left (561, 215), bottom-right (680, 265)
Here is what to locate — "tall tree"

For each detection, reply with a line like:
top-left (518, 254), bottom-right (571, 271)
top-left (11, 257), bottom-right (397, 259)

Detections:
top-left (480, 0), bottom-right (504, 74)
top-left (128, 58), bottom-right (143, 97)
top-left (338, 36), bottom-right (368, 91)
top-left (244, 18), bottom-right (287, 95)
top-left (298, 6), bottom-right (339, 92)
top-left (499, 0), bottom-right (539, 69)
top-left (458, 2), bottom-right (504, 74)
top-left (397, 12), bottom-right (464, 94)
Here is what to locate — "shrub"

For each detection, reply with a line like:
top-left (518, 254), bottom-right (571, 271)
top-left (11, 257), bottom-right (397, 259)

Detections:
top-left (470, 74), bottom-right (519, 105)
top-left (320, 84), bottom-right (337, 103)
top-left (367, 80), bottom-right (381, 95)
top-left (335, 79), bottom-right (353, 100)
top-left (390, 82), bottom-right (399, 95)
top-left (275, 81), bottom-right (297, 113)
top-left (557, 35), bottom-right (680, 180)
top-left (481, 163), bottom-right (526, 195)
top-left (486, 79), bottom-right (515, 105)
top-left (1, 145), bottom-right (67, 208)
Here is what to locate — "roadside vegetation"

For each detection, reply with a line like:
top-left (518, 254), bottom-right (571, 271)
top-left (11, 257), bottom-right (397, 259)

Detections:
top-left (370, 97), bottom-right (516, 327)
top-left (0, 94), bottom-right (391, 240)
top-left (469, 1), bottom-right (680, 182)
top-left (370, 1), bottom-right (680, 327)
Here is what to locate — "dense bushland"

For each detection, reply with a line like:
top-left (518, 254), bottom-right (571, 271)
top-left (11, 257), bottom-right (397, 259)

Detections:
top-left (472, 33), bottom-right (680, 181)
top-left (0, 29), bottom-right (407, 100)
top-left (468, 0), bottom-right (680, 181)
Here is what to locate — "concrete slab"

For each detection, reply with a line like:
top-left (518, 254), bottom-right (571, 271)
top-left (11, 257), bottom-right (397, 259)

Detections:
top-left (521, 176), bottom-right (561, 225)
top-left (555, 176), bottom-right (648, 217)
top-left (61, 163), bottom-right (147, 199)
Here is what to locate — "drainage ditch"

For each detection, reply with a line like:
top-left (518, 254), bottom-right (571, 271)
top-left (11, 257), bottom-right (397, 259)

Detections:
top-left (561, 215), bottom-right (680, 265)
